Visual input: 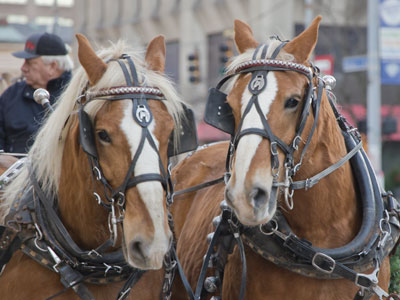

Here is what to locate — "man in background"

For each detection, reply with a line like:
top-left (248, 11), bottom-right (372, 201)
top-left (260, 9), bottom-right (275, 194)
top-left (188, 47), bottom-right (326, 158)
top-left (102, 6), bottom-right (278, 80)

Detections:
top-left (0, 32), bottom-right (73, 154)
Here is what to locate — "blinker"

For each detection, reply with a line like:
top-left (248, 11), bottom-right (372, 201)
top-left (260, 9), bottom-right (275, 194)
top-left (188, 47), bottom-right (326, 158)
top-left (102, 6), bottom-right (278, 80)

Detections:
top-left (79, 109), bottom-right (98, 158)
top-left (204, 87), bottom-right (235, 135)
top-left (167, 105), bottom-right (199, 157)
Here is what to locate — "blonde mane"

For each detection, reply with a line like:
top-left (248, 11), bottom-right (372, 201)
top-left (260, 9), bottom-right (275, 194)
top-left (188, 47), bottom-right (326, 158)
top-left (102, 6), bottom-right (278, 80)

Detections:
top-left (1, 40), bottom-right (184, 221)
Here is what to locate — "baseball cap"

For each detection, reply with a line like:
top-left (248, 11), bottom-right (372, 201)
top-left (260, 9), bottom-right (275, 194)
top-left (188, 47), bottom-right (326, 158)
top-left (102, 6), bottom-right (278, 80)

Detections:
top-left (12, 32), bottom-right (67, 59)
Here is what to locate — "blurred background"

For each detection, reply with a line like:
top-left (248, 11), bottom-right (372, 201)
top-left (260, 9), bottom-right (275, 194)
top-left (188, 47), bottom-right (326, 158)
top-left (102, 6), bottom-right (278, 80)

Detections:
top-left (0, 0), bottom-right (399, 195)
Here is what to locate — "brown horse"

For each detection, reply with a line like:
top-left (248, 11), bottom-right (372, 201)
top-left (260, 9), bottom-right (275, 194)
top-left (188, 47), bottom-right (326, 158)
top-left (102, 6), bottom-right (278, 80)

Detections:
top-left (171, 17), bottom-right (398, 300)
top-left (0, 33), bottom-right (190, 300)
top-left (0, 154), bottom-right (18, 175)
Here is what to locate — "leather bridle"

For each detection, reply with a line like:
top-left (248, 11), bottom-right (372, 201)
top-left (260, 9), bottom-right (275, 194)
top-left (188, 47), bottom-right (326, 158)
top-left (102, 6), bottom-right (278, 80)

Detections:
top-left (196, 42), bottom-right (400, 300)
top-left (78, 55), bottom-right (174, 248)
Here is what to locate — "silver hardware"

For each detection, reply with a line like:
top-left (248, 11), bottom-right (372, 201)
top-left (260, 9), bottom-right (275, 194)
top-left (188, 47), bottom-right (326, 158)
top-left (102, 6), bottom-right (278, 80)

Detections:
top-left (250, 74), bottom-right (265, 91)
top-left (212, 215), bottom-right (222, 228)
top-left (305, 178), bottom-right (313, 190)
top-left (116, 192), bottom-right (126, 207)
top-left (322, 75), bottom-right (336, 91)
top-left (271, 166), bottom-right (280, 179)
top-left (93, 166), bottom-right (102, 181)
top-left (47, 246), bottom-right (62, 273)
top-left (270, 141), bottom-right (278, 156)
top-left (0, 265), bottom-right (5, 276)
top-left (34, 223), bottom-right (48, 252)
top-left (378, 210), bottom-right (392, 249)
top-left (136, 104), bottom-right (151, 123)
top-left (283, 167), bottom-right (294, 210)
top-left (311, 252), bottom-right (336, 274)
top-left (110, 203), bottom-right (119, 247)
top-left (204, 276), bottom-right (218, 293)
top-left (355, 265), bottom-right (379, 288)
top-left (292, 135), bottom-right (302, 151)
top-left (202, 254), bottom-right (214, 268)
top-left (259, 219), bottom-right (278, 236)
top-left (93, 192), bottom-right (102, 205)
top-left (0, 157), bottom-right (27, 190)
top-left (117, 288), bottom-right (132, 300)
top-left (87, 249), bottom-right (102, 258)
top-left (220, 199), bottom-right (230, 211)
top-left (372, 285), bottom-right (389, 300)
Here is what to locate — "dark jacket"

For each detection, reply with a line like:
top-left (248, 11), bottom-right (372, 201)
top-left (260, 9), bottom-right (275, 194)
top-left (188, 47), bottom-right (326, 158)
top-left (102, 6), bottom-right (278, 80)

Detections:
top-left (0, 71), bottom-right (71, 154)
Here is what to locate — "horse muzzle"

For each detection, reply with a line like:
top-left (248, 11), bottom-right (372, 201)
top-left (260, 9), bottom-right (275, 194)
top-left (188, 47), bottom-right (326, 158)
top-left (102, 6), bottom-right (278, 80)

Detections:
top-left (124, 230), bottom-right (172, 270)
top-left (225, 183), bottom-right (277, 226)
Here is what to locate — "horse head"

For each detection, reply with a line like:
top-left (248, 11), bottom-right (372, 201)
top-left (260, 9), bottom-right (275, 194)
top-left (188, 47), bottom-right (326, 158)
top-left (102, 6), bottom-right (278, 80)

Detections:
top-left (53, 35), bottom-right (183, 270)
top-left (222, 17), bottom-right (322, 226)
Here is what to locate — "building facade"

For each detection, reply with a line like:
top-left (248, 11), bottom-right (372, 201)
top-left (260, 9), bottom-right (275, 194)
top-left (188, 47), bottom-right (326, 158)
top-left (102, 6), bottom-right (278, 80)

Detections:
top-left (0, 0), bottom-right (399, 193)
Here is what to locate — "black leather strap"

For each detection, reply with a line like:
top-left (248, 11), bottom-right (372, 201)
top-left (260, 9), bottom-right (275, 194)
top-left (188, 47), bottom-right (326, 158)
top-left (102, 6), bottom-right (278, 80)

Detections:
top-left (173, 176), bottom-right (224, 197)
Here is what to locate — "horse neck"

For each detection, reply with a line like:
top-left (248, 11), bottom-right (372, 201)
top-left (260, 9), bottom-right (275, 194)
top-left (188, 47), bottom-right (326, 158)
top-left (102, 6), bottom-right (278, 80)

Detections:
top-left (57, 121), bottom-right (109, 249)
top-left (286, 98), bottom-right (361, 248)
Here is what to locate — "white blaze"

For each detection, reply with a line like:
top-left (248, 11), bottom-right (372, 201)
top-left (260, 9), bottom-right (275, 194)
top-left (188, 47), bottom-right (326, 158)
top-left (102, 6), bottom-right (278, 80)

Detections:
top-left (120, 101), bottom-right (169, 256)
top-left (231, 72), bottom-right (278, 196)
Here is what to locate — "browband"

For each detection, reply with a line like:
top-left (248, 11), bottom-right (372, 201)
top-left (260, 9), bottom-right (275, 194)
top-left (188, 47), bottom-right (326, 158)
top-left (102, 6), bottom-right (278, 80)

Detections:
top-left (86, 86), bottom-right (164, 100)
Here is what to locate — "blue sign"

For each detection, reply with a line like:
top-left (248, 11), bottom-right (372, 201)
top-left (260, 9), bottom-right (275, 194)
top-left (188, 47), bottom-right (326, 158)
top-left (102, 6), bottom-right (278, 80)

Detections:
top-left (342, 55), bottom-right (367, 73)
top-left (381, 59), bottom-right (400, 84)
top-left (380, 0), bottom-right (400, 85)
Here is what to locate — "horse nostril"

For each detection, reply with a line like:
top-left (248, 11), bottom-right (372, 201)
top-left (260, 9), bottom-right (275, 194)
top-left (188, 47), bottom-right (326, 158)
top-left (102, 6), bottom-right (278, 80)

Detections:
top-left (250, 187), bottom-right (269, 209)
top-left (130, 240), bottom-right (145, 260)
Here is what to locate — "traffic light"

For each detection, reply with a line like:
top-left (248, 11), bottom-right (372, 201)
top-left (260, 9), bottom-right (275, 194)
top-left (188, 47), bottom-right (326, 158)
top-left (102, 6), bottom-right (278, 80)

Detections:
top-left (219, 39), bottom-right (234, 72)
top-left (188, 52), bottom-right (200, 83)
top-left (357, 116), bottom-right (398, 135)
top-left (382, 116), bottom-right (397, 135)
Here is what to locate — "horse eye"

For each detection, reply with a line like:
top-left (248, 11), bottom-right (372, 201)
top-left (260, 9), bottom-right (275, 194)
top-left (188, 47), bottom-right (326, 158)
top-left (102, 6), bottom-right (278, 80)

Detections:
top-left (284, 98), bottom-right (300, 109)
top-left (97, 130), bottom-right (111, 143)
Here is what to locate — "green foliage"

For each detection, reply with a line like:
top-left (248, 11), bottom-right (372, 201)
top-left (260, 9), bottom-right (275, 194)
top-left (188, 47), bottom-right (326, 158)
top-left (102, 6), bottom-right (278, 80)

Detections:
top-left (390, 250), bottom-right (400, 293)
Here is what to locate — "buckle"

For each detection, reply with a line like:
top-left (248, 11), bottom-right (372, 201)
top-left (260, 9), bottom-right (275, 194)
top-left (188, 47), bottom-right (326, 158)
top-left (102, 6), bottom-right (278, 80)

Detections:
top-left (311, 252), bottom-right (335, 274)
top-left (355, 271), bottom-right (378, 289)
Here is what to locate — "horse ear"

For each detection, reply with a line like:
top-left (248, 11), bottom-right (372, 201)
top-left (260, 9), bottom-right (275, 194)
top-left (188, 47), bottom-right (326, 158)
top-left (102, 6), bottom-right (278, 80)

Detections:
top-left (76, 33), bottom-right (107, 86)
top-left (234, 19), bottom-right (259, 54)
top-left (284, 16), bottom-right (322, 63)
top-left (145, 35), bottom-right (166, 73)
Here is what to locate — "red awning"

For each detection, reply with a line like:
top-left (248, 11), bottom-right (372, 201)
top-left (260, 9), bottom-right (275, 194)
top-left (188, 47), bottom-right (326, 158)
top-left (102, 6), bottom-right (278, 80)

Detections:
top-left (339, 104), bottom-right (400, 141)
top-left (197, 121), bottom-right (230, 143)
top-left (197, 104), bottom-right (400, 142)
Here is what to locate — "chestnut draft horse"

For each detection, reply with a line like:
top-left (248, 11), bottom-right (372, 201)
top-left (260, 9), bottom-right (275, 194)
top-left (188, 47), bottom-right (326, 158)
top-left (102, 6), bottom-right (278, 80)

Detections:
top-left (0, 33), bottom-right (196, 300)
top-left (171, 17), bottom-right (400, 300)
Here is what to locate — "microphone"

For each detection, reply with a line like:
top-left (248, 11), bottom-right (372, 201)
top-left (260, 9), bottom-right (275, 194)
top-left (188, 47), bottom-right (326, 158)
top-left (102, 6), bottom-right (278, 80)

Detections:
top-left (33, 88), bottom-right (53, 112)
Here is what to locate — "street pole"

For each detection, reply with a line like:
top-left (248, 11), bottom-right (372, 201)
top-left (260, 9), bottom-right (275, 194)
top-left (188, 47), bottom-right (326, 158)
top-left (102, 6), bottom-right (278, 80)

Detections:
top-left (53, 0), bottom-right (59, 34)
top-left (367, 0), bottom-right (383, 184)
top-left (304, 0), bottom-right (313, 28)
